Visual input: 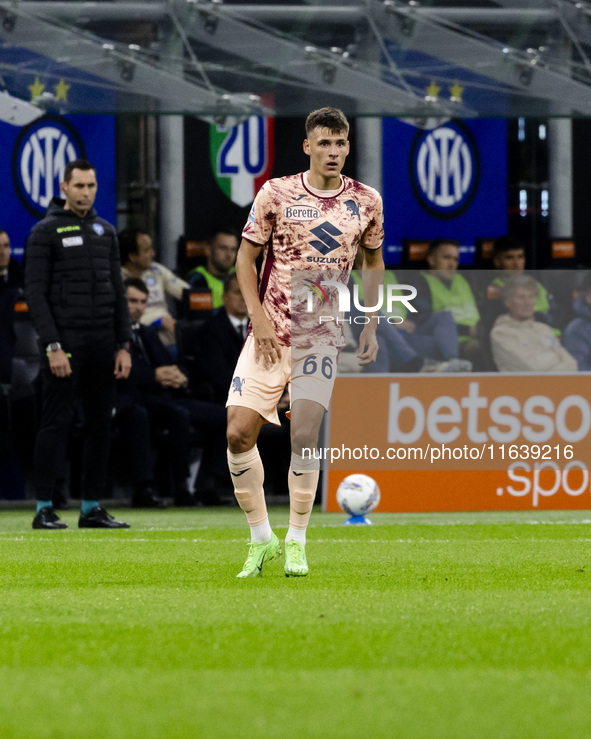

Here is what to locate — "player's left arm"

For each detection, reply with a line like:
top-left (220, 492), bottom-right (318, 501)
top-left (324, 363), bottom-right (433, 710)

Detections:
top-left (357, 244), bottom-right (385, 365)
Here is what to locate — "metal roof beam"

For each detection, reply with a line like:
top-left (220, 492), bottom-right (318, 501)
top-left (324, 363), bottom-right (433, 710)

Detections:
top-left (0, 1), bottom-right (263, 116)
top-left (179, 1), bottom-right (470, 117)
top-left (11, 1), bottom-right (562, 26)
top-left (371, 0), bottom-right (591, 116)
top-left (0, 89), bottom-right (43, 125)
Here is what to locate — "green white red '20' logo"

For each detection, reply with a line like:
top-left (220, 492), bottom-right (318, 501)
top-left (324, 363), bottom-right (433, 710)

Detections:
top-left (210, 116), bottom-right (274, 207)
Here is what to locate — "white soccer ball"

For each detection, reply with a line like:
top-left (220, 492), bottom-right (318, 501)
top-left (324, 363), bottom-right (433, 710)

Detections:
top-left (336, 474), bottom-right (380, 517)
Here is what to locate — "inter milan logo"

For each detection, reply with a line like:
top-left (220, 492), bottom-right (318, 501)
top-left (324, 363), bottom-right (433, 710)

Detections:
top-left (12, 115), bottom-right (85, 218)
top-left (409, 121), bottom-right (480, 220)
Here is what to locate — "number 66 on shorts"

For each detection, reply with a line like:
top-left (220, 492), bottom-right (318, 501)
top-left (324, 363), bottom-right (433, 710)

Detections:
top-left (226, 336), bottom-right (338, 424)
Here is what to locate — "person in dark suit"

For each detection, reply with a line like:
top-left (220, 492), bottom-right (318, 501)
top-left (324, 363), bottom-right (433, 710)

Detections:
top-left (118, 278), bottom-right (228, 506)
top-left (192, 274), bottom-right (249, 405)
top-left (0, 230), bottom-right (23, 470)
top-left (0, 230), bottom-right (23, 385)
top-left (0, 230), bottom-right (24, 291)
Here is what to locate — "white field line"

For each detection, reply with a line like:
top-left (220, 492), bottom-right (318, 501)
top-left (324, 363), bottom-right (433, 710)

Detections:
top-left (318, 520), bottom-right (591, 527)
top-left (3, 537), bottom-right (591, 544)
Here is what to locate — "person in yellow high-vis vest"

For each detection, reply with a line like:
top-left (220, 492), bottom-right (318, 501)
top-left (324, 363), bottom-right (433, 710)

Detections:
top-left (186, 228), bottom-right (238, 309)
top-left (416, 238), bottom-right (481, 365)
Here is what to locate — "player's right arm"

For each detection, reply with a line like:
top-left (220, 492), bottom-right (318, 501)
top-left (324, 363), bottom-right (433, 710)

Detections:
top-left (236, 238), bottom-right (281, 366)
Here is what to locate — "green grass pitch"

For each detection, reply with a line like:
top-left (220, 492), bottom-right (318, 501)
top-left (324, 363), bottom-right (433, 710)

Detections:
top-left (1, 506), bottom-right (591, 738)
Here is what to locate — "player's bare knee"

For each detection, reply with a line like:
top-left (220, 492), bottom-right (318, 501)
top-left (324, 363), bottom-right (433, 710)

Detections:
top-left (227, 424), bottom-right (251, 454)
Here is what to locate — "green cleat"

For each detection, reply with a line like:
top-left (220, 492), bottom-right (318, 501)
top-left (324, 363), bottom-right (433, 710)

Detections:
top-left (236, 533), bottom-right (281, 578)
top-left (284, 540), bottom-right (309, 577)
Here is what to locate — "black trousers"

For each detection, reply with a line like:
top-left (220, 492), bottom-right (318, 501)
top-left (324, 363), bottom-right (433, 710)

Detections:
top-left (34, 331), bottom-right (116, 501)
top-left (134, 394), bottom-right (227, 486)
top-left (114, 403), bottom-right (154, 487)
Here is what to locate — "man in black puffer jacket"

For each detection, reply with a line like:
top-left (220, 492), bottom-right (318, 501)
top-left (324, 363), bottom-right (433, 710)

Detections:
top-left (25, 159), bottom-right (132, 530)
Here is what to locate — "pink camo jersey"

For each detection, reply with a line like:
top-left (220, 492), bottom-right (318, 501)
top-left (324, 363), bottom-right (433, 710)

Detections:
top-left (242, 172), bottom-right (384, 347)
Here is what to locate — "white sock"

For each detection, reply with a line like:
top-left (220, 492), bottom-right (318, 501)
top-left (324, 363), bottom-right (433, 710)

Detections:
top-left (250, 520), bottom-right (273, 544)
top-left (285, 526), bottom-right (306, 546)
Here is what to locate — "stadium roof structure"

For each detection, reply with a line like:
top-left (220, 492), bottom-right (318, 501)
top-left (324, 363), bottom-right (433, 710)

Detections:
top-left (2, 0), bottom-right (591, 121)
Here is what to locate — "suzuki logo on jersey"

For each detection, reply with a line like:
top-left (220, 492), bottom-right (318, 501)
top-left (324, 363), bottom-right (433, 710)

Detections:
top-left (12, 115), bottom-right (85, 219)
top-left (210, 116), bottom-right (275, 208)
top-left (409, 121), bottom-right (480, 220)
top-left (309, 221), bottom-right (343, 255)
top-left (284, 205), bottom-right (321, 221)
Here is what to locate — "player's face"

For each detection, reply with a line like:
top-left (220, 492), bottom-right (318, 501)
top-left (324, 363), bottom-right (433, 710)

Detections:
top-left (0, 232), bottom-right (10, 269)
top-left (210, 233), bottom-right (238, 274)
top-left (303, 127), bottom-right (350, 187)
top-left (505, 286), bottom-right (536, 321)
top-left (60, 168), bottom-right (97, 217)
top-left (494, 248), bottom-right (526, 271)
top-left (427, 243), bottom-right (459, 279)
top-left (126, 285), bottom-right (148, 323)
top-left (132, 233), bottom-right (155, 270)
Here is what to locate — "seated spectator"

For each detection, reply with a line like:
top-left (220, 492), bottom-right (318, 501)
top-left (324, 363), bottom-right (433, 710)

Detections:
top-left (191, 274), bottom-right (249, 404)
top-left (488, 234), bottom-right (559, 330)
top-left (119, 228), bottom-right (189, 351)
top-left (0, 229), bottom-right (24, 290)
top-left (350, 268), bottom-right (471, 373)
top-left (0, 229), bottom-right (26, 387)
top-left (185, 227), bottom-right (239, 308)
top-left (116, 278), bottom-right (229, 506)
top-left (414, 238), bottom-right (480, 364)
top-left (563, 273), bottom-right (591, 370)
top-left (491, 275), bottom-right (576, 372)
top-left (0, 231), bottom-right (18, 384)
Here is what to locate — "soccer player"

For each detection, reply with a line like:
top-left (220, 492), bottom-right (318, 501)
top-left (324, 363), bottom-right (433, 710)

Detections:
top-left (226, 107), bottom-right (384, 578)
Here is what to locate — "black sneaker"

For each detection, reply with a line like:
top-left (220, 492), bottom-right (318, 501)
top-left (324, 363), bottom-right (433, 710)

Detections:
top-left (132, 485), bottom-right (167, 509)
top-left (78, 506), bottom-right (130, 529)
top-left (32, 506), bottom-right (68, 530)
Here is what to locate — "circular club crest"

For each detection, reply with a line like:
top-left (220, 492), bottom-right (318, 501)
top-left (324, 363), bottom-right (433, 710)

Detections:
top-left (12, 115), bottom-right (86, 218)
top-left (409, 121), bottom-right (480, 220)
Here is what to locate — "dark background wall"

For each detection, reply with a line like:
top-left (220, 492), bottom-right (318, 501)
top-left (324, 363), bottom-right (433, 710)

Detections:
top-left (573, 119), bottom-right (591, 269)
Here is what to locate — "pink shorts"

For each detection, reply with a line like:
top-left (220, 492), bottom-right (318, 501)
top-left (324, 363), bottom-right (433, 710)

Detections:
top-left (226, 335), bottom-right (338, 425)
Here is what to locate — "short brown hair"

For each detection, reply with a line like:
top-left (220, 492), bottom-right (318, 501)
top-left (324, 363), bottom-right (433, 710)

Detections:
top-left (124, 277), bottom-right (149, 296)
top-left (305, 107), bottom-right (349, 138)
top-left (64, 159), bottom-right (95, 183)
top-left (427, 238), bottom-right (460, 256)
top-left (493, 234), bottom-right (525, 257)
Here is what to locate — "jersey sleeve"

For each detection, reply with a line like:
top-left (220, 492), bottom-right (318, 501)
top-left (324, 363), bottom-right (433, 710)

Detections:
top-left (242, 182), bottom-right (276, 246)
top-left (361, 191), bottom-right (384, 250)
